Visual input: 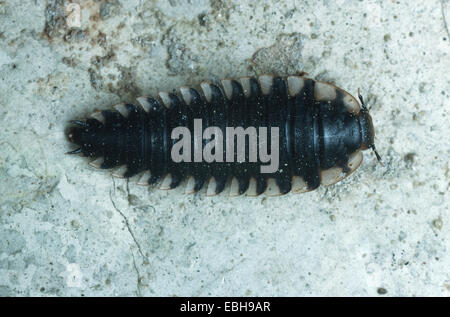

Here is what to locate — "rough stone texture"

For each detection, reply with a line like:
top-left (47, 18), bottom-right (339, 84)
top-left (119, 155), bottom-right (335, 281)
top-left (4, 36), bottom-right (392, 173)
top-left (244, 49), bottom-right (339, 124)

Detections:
top-left (0, 0), bottom-right (449, 296)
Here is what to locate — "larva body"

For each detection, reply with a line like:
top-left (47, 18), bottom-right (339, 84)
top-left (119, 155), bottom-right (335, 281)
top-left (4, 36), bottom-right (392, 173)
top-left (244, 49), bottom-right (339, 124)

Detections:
top-left (67, 75), bottom-right (377, 196)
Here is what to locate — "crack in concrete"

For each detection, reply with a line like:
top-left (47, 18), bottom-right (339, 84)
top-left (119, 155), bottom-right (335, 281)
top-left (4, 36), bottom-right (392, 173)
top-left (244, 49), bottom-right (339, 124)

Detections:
top-left (131, 251), bottom-right (143, 297)
top-left (110, 177), bottom-right (148, 262)
top-left (442, 0), bottom-right (450, 39)
top-left (194, 259), bottom-right (246, 296)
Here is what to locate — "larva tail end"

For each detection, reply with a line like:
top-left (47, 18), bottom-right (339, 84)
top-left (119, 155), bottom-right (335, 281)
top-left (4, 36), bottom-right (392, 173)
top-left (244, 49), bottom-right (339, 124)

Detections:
top-left (66, 119), bottom-right (103, 158)
top-left (67, 125), bottom-right (83, 146)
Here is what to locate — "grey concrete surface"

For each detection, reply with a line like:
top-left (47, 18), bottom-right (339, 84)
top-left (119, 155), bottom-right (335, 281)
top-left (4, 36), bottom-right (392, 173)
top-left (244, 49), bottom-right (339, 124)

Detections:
top-left (0, 0), bottom-right (449, 296)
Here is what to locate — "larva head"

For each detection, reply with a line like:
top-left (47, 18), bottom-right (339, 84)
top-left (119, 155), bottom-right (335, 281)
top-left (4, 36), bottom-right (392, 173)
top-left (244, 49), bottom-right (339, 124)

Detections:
top-left (357, 92), bottom-right (382, 163)
top-left (359, 109), bottom-right (375, 150)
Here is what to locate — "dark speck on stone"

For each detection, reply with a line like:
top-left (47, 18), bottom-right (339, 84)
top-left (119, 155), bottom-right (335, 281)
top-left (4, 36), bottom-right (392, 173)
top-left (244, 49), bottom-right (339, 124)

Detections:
top-left (403, 152), bottom-right (415, 167)
top-left (377, 287), bottom-right (388, 295)
top-left (198, 13), bottom-right (207, 26)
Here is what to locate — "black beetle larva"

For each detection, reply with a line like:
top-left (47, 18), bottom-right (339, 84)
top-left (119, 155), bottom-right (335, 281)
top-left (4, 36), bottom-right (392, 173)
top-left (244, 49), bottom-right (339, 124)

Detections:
top-left (67, 75), bottom-right (380, 196)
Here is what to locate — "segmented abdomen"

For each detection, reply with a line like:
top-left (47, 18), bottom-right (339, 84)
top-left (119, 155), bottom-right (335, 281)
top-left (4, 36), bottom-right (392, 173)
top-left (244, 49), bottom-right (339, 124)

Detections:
top-left (67, 75), bottom-right (366, 196)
